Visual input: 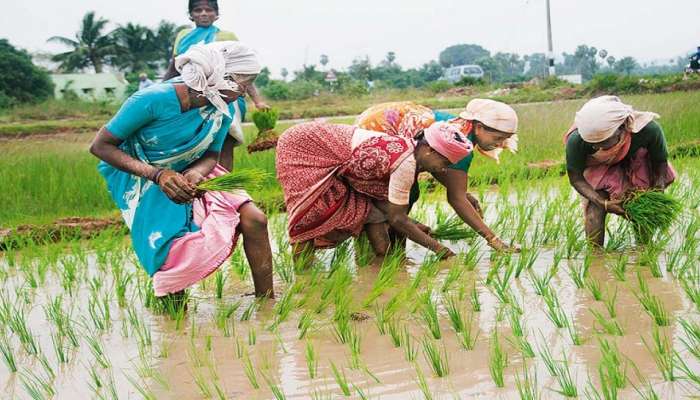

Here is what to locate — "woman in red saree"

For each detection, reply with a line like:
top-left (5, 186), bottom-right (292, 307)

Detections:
top-left (565, 96), bottom-right (676, 246)
top-left (276, 121), bottom-right (473, 264)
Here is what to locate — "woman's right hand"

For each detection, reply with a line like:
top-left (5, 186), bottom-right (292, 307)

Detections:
top-left (488, 237), bottom-right (521, 253)
top-left (157, 170), bottom-right (197, 204)
top-left (605, 199), bottom-right (626, 216)
top-left (437, 247), bottom-right (456, 260)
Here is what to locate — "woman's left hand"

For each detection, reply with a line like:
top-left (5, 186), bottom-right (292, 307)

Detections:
top-left (488, 237), bottom-right (521, 253)
top-left (466, 192), bottom-right (483, 218)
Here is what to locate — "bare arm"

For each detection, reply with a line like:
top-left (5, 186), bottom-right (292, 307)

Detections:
top-left (246, 84), bottom-right (269, 109)
top-left (568, 169), bottom-right (625, 215)
top-left (89, 127), bottom-right (196, 203)
top-left (182, 151), bottom-right (219, 186)
top-left (89, 127), bottom-right (159, 180)
top-left (432, 169), bottom-right (494, 239)
top-left (373, 200), bottom-right (453, 257)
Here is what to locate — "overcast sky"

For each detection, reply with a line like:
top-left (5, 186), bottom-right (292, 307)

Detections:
top-left (2, 0), bottom-right (699, 77)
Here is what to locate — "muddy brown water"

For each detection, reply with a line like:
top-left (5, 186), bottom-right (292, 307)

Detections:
top-left (0, 194), bottom-right (699, 399)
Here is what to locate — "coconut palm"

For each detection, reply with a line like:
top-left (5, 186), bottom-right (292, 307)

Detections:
top-left (153, 20), bottom-right (189, 69)
top-left (48, 11), bottom-right (116, 73)
top-left (112, 23), bottom-right (158, 73)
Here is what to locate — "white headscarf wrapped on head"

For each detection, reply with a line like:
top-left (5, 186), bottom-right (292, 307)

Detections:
top-left (175, 41), bottom-right (262, 118)
top-left (574, 95), bottom-right (659, 143)
top-left (459, 99), bottom-right (519, 163)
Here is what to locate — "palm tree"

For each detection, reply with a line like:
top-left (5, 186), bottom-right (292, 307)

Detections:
top-left (153, 20), bottom-right (189, 69)
top-left (48, 11), bottom-right (115, 73)
top-left (112, 23), bottom-right (158, 73)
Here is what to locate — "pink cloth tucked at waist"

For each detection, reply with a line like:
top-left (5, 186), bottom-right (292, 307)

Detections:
top-left (152, 164), bottom-right (251, 297)
top-left (583, 148), bottom-right (676, 199)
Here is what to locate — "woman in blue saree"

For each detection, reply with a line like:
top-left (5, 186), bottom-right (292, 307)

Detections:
top-left (90, 42), bottom-right (274, 302)
top-left (164, 0), bottom-right (270, 171)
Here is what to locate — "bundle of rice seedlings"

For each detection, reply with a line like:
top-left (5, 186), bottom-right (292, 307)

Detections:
top-left (248, 108), bottom-right (280, 153)
top-left (431, 214), bottom-right (476, 241)
top-left (623, 191), bottom-right (682, 240)
top-left (197, 169), bottom-right (269, 193)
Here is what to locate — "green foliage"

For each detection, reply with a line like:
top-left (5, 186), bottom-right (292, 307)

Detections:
top-left (623, 191), bottom-right (682, 240)
top-left (439, 44), bottom-right (490, 67)
top-left (262, 80), bottom-right (292, 100)
top-left (0, 39), bottom-right (54, 106)
top-left (252, 108), bottom-right (279, 133)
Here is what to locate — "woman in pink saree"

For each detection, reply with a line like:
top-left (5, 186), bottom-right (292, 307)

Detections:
top-left (276, 121), bottom-right (473, 264)
top-left (565, 96), bottom-right (676, 246)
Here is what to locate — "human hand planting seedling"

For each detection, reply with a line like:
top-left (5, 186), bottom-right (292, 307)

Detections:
top-left (622, 190), bottom-right (682, 242)
top-left (196, 169), bottom-right (269, 193)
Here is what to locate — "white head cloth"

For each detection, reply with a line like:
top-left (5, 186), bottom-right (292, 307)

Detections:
top-left (459, 98), bottom-right (519, 163)
top-left (574, 95), bottom-right (659, 143)
top-left (175, 41), bottom-right (261, 118)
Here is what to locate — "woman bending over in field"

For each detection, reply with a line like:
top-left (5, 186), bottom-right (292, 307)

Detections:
top-left (90, 42), bottom-right (274, 304)
top-left (356, 99), bottom-right (520, 252)
top-left (565, 95), bottom-right (676, 246)
top-left (276, 120), bottom-right (474, 267)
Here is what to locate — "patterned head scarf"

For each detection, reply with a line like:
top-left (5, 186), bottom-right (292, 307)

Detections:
top-left (175, 41), bottom-right (261, 118)
top-left (574, 95), bottom-right (659, 143)
top-left (424, 122), bottom-right (474, 163)
top-left (459, 99), bottom-right (518, 162)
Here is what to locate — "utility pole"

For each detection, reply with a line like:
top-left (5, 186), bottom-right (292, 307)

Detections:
top-left (546, 0), bottom-right (556, 76)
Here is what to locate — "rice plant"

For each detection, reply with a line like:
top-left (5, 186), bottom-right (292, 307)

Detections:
top-left (681, 278), bottom-right (700, 311)
top-left (470, 285), bottom-right (481, 312)
top-left (678, 317), bottom-right (700, 360)
top-left (305, 340), bottom-right (318, 379)
top-left (20, 369), bottom-right (56, 399)
top-left (609, 254), bottom-right (628, 281)
top-left (507, 334), bottom-right (535, 358)
top-left (602, 285), bottom-right (618, 318)
top-left (242, 351), bottom-right (260, 389)
top-left (197, 168), bottom-right (270, 192)
top-left (642, 326), bottom-right (675, 381)
top-left (623, 190), bottom-right (682, 241)
top-left (543, 289), bottom-right (569, 328)
top-left (403, 328), bottom-right (417, 362)
top-left (585, 275), bottom-right (603, 301)
top-left (598, 338), bottom-right (627, 389)
top-left (261, 370), bottom-right (287, 400)
top-left (634, 273), bottom-right (671, 326)
top-left (590, 309), bottom-right (624, 336)
top-left (514, 248), bottom-right (539, 278)
top-left (527, 267), bottom-right (553, 296)
top-left (673, 351), bottom-right (700, 387)
top-left (552, 352), bottom-right (578, 397)
top-left (422, 336), bottom-right (450, 378)
top-left (330, 361), bottom-right (351, 396)
top-left (515, 363), bottom-right (540, 400)
top-left (432, 212), bottom-right (475, 241)
top-left (537, 334), bottom-right (558, 377)
top-left (362, 250), bottom-right (402, 307)
top-left (566, 315), bottom-right (584, 346)
top-left (441, 262), bottom-right (467, 293)
top-left (489, 329), bottom-right (508, 387)
top-left (419, 292), bottom-right (441, 340)
top-left (0, 334), bottom-right (17, 373)
top-left (414, 365), bottom-right (434, 400)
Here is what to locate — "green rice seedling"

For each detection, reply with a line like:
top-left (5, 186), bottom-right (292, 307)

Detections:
top-left (305, 340), bottom-right (318, 379)
top-left (598, 338), bottom-right (627, 389)
top-left (271, 288), bottom-right (296, 329)
top-left (634, 276), bottom-right (671, 327)
top-left (536, 333), bottom-right (558, 377)
top-left (681, 278), bottom-right (700, 311)
top-left (362, 250), bottom-right (402, 307)
top-left (543, 289), bottom-right (569, 329)
top-left (489, 329), bottom-right (508, 387)
top-left (509, 307), bottom-right (524, 337)
top-left (261, 370), bottom-right (287, 400)
top-left (297, 311), bottom-right (314, 340)
top-left (215, 301), bottom-right (240, 337)
top-left (125, 372), bottom-right (157, 400)
top-left (441, 262), bottom-right (467, 293)
top-left (673, 351), bottom-right (700, 388)
top-left (214, 269), bottom-right (227, 300)
top-left (678, 317), bottom-right (700, 360)
top-left (623, 190), bottom-right (682, 241)
top-left (507, 334), bottom-right (535, 358)
top-left (514, 248), bottom-right (539, 278)
top-left (567, 259), bottom-right (589, 290)
top-left (113, 268), bottom-right (132, 308)
top-left (51, 332), bottom-right (68, 364)
top-left (642, 326), bottom-right (675, 381)
top-left (330, 361), bottom-right (352, 396)
top-left (197, 168), bottom-right (269, 192)
top-left (8, 307), bottom-right (39, 355)
top-left (0, 334), bottom-right (17, 372)
top-left (602, 285), bottom-right (618, 318)
top-left (444, 293), bottom-right (466, 333)
top-left (422, 336), bottom-right (450, 378)
top-left (457, 312), bottom-right (479, 351)
top-left (242, 351), bottom-right (260, 389)
top-left (85, 333), bottom-right (111, 369)
top-left (640, 246), bottom-right (663, 278)
top-left (387, 320), bottom-right (402, 347)
top-left (470, 284), bottom-right (481, 312)
top-left (419, 292), bottom-right (442, 340)
top-left (353, 232), bottom-right (374, 268)
top-left (461, 243), bottom-right (483, 272)
top-left (631, 379), bottom-right (660, 400)
top-left (248, 326), bottom-right (257, 346)
top-left (609, 254), bottom-right (628, 281)
top-left (566, 315), bottom-right (584, 346)
top-left (515, 363), bottom-right (540, 400)
top-left (527, 268), bottom-right (553, 296)
top-left (20, 369), bottom-right (56, 399)
top-left (240, 298), bottom-right (259, 321)
top-left (333, 315), bottom-right (354, 344)
top-left (372, 302), bottom-right (388, 336)
top-left (590, 309), bottom-right (624, 336)
top-left (604, 221), bottom-right (632, 252)
top-left (348, 330), bottom-right (363, 369)
top-left (411, 255), bottom-right (441, 290)
top-left (191, 366), bottom-right (213, 398)
top-left (585, 275), bottom-right (603, 301)
top-left (552, 353), bottom-right (578, 397)
top-left (432, 210), bottom-right (476, 241)
top-left (403, 327), bottom-right (417, 362)
top-left (414, 364), bottom-right (434, 400)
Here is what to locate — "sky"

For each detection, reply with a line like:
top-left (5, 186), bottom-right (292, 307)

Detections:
top-left (2, 0), bottom-right (699, 77)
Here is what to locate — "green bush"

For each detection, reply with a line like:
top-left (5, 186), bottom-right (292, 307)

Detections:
top-left (288, 80), bottom-right (323, 100)
top-left (262, 80), bottom-right (291, 101)
top-left (455, 76), bottom-right (483, 87)
top-left (0, 39), bottom-right (54, 105)
top-left (252, 108), bottom-right (279, 132)
top-left (425, 80), bottom-right (453, 94)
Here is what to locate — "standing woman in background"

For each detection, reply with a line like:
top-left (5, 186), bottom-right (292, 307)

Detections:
top-left (164, 0), bottom-right (270, 171)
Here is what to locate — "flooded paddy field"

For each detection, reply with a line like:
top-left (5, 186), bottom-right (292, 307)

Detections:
top-left (1, 159), bottom-right (700, 399)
